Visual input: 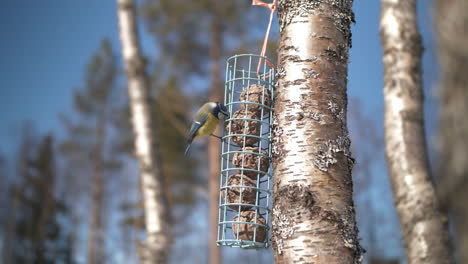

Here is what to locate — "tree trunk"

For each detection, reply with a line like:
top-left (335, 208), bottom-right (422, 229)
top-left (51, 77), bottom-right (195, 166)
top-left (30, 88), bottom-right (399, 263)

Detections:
top-left (379, 1), bottom-right (452, 263)
top-left (117, 0), bottom-right (171, 263)
top-left (87, 112), bottom-right (106, 264)
top-left (271, 1), bottom-right (362, 263)
top-left (35, 144), bottom-right (56, 262)
top-left (208, 15), bottom-right (222, 264)
top-left (435, 0), bottom-right (468, 263)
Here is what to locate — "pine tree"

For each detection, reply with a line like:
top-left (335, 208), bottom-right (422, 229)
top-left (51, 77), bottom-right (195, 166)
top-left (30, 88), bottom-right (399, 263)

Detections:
top-left (0, 152), bottom-right (7, 246)
top-left (8, 134), bottom-right (73, 264)
top-left (2, 122), bottom-right (37, 264)
top-left (153, 77), bottom-right (198, 208)
top-left (60, 38), bottom-right (120, 264)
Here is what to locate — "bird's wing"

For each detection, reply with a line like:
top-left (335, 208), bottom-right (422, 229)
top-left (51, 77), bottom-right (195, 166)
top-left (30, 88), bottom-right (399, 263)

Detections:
top-left (194, 103), bottom-right (212, 121)
top-left (186, 115), bottom-right (208, 144)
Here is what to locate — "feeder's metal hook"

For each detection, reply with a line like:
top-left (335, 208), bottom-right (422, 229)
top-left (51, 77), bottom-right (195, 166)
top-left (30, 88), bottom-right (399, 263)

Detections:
top-left (252, 0), bottom-right (276, 10)
top-left (252, 0), bottom-right (277, 79)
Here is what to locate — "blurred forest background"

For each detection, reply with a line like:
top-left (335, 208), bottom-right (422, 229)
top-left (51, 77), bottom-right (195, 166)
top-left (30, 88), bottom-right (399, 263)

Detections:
top-left (0, 0), bottom-right (439, 263)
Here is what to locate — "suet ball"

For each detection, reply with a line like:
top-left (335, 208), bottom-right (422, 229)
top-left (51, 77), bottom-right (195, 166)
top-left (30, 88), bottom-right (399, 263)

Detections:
top-left (232, 211), bottom-right (267, 242)
top-left (222, 174), bottom-right (257, 211)
top-left (226, 109), bottom-right (261, 146)
top-left (240, 84), bottom-right (271, 114)
top-left (232, 147), bottom-right (269, 180)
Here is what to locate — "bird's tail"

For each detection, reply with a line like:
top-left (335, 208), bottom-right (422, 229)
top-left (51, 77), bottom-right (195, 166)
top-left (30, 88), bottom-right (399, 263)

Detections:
top-left (184, 143), bottom-right (192, 156)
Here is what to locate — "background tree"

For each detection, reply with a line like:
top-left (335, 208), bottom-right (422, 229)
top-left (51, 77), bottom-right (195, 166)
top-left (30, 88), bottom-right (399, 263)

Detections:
top-left (60, 38), bottom-right (120, 264)
top-left (380, 0), bottom-right (452, 263)
top-left (115, 77), bottom-right (200, 263)
top-left (117, 0), bottom-right (171, 263)
top-left (435, 0), bottom-right (468, 262)
top-left (4, 131), bottom-right (74, 263)
top-left (152, 79), bottom-right (198, 210)
top-left (2, 122), bottom-right (37, 264)
top-left (271, 0), bottom-right (363, 263)
top-left (0, 152), bottom-right (7, 253)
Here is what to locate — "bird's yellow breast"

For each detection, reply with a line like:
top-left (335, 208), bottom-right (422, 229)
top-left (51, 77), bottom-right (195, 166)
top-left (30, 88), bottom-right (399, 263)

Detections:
top-left (194, 113), bottom-right (220, 140)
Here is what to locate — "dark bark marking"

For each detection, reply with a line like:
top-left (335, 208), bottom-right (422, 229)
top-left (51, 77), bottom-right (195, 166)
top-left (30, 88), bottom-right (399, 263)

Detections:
top-left (125, 56), bottom-right (148, 78)
top-left (302, 68), bottom-right (320, 79)
top-left (283, 78), bottom-right (308, 87)
top-left (284, 45), bottom-right (300, 52)
top-left (272, 184), bottom-right (319, 255)
top-left (273, 184), bottom-right (363, 262)
top-left (278, 0), bottom-right (355, 47)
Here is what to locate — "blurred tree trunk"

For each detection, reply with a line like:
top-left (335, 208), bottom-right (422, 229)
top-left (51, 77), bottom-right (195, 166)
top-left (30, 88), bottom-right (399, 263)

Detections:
top-left (87, 111), bottom-right (107, 264)
top-left (117, 0), bottom-right (171, 263)
top-left (34, 136), bottom-right (56, 261)
top-left (435, 0), bottom-right (468, 263)
top-left (271, 0), bottom-right (362, 263)
top-left (380, 0), bottom-right (452, 263)
top-left (208, 13), bottom-right (222, 264)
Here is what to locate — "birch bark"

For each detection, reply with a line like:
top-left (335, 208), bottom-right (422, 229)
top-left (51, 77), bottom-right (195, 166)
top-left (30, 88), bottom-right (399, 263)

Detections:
top-left (380, 0), bottom-right (452, 263)
top-left (117, 0), bottom-right (171, 263)
top-left (435, 0), bottom-right (468, 262)
top-left (272, 0), bottom-right (363, 263)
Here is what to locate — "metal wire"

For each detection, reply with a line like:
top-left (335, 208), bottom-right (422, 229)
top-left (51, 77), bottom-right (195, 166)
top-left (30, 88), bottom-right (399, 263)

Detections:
top-left (217, 54), bottom-right (275, 249)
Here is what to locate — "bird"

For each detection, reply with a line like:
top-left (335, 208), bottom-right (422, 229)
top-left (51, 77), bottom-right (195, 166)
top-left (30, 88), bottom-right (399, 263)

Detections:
top-left (185, 102), bottom-right (230, 156)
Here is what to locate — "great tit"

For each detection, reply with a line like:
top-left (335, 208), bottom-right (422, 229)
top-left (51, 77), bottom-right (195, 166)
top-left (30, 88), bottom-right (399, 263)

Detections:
top-left (185, 102), bottom-right (230, 156)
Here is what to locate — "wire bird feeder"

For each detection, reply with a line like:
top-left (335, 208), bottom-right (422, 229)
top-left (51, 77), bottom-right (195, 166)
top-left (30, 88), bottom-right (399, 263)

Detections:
top-left (217, 0), bottom-right (276, 250)
top-left (217, 54), bottom-right (275, 249)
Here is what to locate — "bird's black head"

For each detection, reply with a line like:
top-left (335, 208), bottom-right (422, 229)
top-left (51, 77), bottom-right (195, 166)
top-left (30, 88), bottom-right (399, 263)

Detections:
top-left (214, 102), bottom-right (229, 120)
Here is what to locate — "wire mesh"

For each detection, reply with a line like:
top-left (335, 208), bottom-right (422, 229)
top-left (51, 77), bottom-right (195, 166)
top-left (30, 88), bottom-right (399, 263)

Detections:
top-left (217, 54), bottom-right (275, 249)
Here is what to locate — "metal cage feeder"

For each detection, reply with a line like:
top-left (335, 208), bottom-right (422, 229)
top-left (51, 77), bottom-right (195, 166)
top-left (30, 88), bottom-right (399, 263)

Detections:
top-left (217, 54), bottom-right (275, 249)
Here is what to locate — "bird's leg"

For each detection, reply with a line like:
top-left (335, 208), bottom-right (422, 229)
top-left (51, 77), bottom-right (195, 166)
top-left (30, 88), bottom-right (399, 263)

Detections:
top-left (211, 134), bottom-right (241, 148)
top-left (210, 134), bottom-right (223, 140)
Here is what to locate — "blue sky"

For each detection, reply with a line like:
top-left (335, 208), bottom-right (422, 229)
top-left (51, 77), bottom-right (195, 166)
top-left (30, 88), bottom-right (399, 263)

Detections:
top-left (0, 1), bottom-right (437, 262)
top-left (0, 1), bottom-right (115, 151)
top-left (0, 0), bottom-right (154, 154)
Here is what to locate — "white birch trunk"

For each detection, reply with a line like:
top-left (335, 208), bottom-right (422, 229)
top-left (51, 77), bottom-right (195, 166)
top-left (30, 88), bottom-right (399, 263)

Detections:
top-left (116, 0), bottom-right (170, 263)
top-left (380, 0), bottom-right (452, 263)
top-left (272, 0), bottom-right (363, 263)
top-left (435, 0), bottom-right (468, 262)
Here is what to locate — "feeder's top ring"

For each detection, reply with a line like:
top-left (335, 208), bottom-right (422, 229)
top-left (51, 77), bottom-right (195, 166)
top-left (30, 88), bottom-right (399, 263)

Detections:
top-left (227, 54), bottom-right (275, 67)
